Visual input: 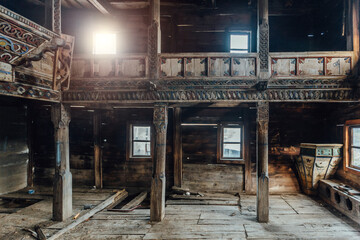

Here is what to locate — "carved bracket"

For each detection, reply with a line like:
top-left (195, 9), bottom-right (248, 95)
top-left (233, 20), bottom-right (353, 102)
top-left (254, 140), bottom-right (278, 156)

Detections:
top-left (153, 103), bottom-right (168, 134)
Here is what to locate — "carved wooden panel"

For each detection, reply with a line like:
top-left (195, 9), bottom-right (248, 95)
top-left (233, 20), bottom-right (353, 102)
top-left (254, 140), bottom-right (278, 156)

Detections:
top-left (232, 58), bottom-right (256, 77)
top-left (94, 59), bottom-right (115, 77)
top-left (326, 57), bottom-right (351, 76)
top-left (0, 62), bottom-right (12, 82)
top-left (160, 58), bottom-right (183, 77)
top-left (298, 57), bottom-right (324, 76)
top-left (71, 59), bottom-right (92, 78)
top-left (271, 58), bottom-right (296, 77)
top-left (119, 58), bottom-right (146, 77)
top-left (210, 57), bottom-right (230, 77)
top-left (185, 58), bottom-right (207, 77)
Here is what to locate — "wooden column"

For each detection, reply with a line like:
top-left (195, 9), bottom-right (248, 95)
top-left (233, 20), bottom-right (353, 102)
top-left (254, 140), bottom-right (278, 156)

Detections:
top-left (93, 110), bottom-right (103, 189)
top-left (258, 0), bottom-right (270, 79)
top-left (53, 0), bottom-right (61, 34)
top-left (148, 0), bottom-right (161, 79)
top-left (51, 104), bottom-right (72, 221)
top-left (27, 105), bottom-right (34, 187)
top-left (256, 102), bottom-right (269, 223)
top-left (173, 107), bottom-right (182, 187)
top-left (346, 0), bottom-right (359, 74)
top-left (244, 109), bottom-right (252, 194)
top-left (150, 103), bottom-right (168, 222)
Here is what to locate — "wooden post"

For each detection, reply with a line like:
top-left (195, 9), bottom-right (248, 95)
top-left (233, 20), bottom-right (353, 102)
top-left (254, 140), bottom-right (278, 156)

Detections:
top-left (93, 110), bottom-right (103, 189)
top-left (53, 0), bottom-right (61, 34)
top-left (346, 0), bottom-right (359, 74)
top-left (150, 103), bottom-right (168, 222)
top-left (148, 0), bottom-right (161, 79)
top-left (51, 104), bottom-right (72, 221)
top-left (244, 109), bottom-right (252, 194)
top-left (173, 107), bottom-right (182, 187)
top-left (27, 105), bottom-right (34, 187)
top-left (258, 0), bottom-right (270, 80)
top-left (256, 102), bottom-right (269, 223)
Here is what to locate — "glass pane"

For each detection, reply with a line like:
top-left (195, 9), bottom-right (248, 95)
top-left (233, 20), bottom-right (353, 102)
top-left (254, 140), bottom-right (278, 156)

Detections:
top-left (93, 33), bottom-right (116, 54)
top-left (133, 142), bottom-right (151, 156)
top-left (230, 50), bottom-right (248, 53)
top-left (352, 127), bottom-right (360, 146)
top-left (351, 148), bottom-right (360, 168)
top-left (223, 127), bottom-right (241, 142)
top-left (230, 34), bottom-right (248, 50)
top-left (133, 126), bottom-right (151, 141)
top-left (223, 143), bottom-right (241, 158)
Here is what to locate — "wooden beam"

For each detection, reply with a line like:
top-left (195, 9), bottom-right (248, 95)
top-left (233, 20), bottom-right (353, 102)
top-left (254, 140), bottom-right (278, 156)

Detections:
top-left (256, 101), bottom-right (269, 223)
top-left (93, 110), bottom-right (103, 189)
top-left (150, 103), bottom-right (168, 222)
top-left (173, 107), bottom-right (182, 187)
top-left (51, 104), bottom-right (72, 221)
top-left (121, 191), bottom-right (147, 210)
top-left (48, 190), bottom-right (127, 240)
top-left (87, 0), bottom-right (114, 14)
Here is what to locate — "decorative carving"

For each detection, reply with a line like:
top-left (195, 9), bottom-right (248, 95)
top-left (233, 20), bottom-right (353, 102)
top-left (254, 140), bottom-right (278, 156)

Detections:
top-left (0, 36), bottom-right (29, 55)
top-left (51, 103), bottom-right (71, 129)
top-left (153, 103), bottom-right (168, 134)
top-left (148, 20), bottom-right (159, 79)
top-left (254, 81), bottom-right (268, 91)
top-left (257, 101), bottom-right (269, 124)
top-left (62, 89), bottom-right (356, 102)
top-left (53, 0), bottom-right (61, 34)
top-left (53, 34), bottom-right (75, 91)
top-left (0, 81), bottom-right (60, 101)
top-left (259, 22), bottom-right (269, 72)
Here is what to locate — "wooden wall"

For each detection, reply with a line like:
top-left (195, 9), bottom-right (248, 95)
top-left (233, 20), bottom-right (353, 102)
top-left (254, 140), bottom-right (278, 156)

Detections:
top-left (0, 103), bottom-right (28, 194)
top-left (32, 107), bottom-right (174, 194)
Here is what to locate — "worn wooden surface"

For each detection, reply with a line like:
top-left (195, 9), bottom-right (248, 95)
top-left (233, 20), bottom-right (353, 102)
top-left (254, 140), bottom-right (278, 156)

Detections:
top-left (32, 193), bottom-right (360, 240)
top-left (173, 107), bottom-right (182, 187)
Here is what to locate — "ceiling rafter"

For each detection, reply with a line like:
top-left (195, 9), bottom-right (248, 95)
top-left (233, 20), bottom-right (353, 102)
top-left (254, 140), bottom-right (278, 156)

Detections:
top-left (87, 0), bottom-right (114, 14)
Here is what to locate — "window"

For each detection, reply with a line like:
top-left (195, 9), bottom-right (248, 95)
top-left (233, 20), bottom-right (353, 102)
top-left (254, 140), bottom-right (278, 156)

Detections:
top-left (130, 125), bottom-right (152, 158)
top-left (230, 33), bottom-right (250, 53)
top-left (344, 120), bottom-right (360, 174)
top-left (93, 32), bottom-right (116, 54)
top-left (218, 125), bottom-right (243, 163)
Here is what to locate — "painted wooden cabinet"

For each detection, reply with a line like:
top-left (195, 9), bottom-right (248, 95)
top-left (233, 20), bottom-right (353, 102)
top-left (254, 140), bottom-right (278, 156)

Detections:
top-left (296, 143), bottom-right (343, 195)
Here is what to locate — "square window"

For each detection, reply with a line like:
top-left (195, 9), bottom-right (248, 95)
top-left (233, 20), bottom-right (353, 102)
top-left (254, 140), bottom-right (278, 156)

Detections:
top-left (230, 33), bottom-right (250, 53)
top-left (93, 32), bottom-right (116, 54)
top-left (220, 125), bottom-right (243, 161)
top-left (344, 120), bottom-right (360, 175)
top-left (130, 125), bottom-right (152, 158)
top-left (351, 127), bottom-right (360, 168)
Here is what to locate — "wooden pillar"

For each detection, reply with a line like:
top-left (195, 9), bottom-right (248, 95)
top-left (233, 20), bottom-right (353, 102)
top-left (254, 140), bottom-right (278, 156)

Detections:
top-left (27, 105), bottom-right (34, 187)
top-left (173, 107), bottom-right (182, 187)
top-left (51, 104), bottom-right (72, 221)
top-left (346, 0), bottom-right (359, 74)
top-left (53, 0), bottom-right (61, 34)
top-left (256, 102), bottom-right (269, 223)
top-left (150, 103), bottom-right (168, 222)
top-left (93, 110), bottom-right (103, 189)
top-left (244, 109), bottom-right (252, 194)
top-left (257, 0), bottom-right (270, 79)
top-left (148, 0), bottom-right (161, 79)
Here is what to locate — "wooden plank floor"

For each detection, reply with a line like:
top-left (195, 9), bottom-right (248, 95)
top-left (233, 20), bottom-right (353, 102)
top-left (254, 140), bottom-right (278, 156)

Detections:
top-left (0, 186), bottom-right (115, 240)
top-left (55, 193), bottom-right (360, 240)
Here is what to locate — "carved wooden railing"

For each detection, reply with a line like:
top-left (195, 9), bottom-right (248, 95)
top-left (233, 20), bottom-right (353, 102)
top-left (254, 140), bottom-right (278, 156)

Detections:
top-left (0, 5), bottom-right (74, 102)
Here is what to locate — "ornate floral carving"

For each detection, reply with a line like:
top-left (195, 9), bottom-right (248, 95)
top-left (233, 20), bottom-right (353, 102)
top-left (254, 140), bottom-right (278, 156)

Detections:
top-left (148, 20), bottom-right (159, 79)
top-left (53, 0), bottom-right (61, 34)
top-left (153, 103), bottom-right (168, 134)
top-left (259, 22), bottom-right (269, 72)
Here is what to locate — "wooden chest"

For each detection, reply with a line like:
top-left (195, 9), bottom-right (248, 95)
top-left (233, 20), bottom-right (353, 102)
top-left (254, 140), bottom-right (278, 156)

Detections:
top-left (296, 143), bottom-right (343, 195)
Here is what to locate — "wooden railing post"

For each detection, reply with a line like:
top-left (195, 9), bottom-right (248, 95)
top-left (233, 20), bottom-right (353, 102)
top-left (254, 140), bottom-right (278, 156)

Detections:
top-left (93, 110), bottom-right (103, 189)
top-left (150, 103), bottom-right (168, 222)
top-left (256, 101), bottom-right (269, 223)
top-left (51, 103), bottom-right (72, 221)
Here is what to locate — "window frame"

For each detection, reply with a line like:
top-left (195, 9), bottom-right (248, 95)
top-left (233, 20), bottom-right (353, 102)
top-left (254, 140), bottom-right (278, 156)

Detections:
top-left (127, 122), bottom-right (154, 161)
top-left (217, 123), bottom-right (245, 164)
top-left (344, 119), bottom-right (360, 175)
top-left (229, 32), bottom-right (251, 53)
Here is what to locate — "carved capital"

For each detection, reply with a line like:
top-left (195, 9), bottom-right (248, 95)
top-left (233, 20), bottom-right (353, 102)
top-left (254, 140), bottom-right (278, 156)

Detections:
top-left (257, 101), bottom-right (269, 128)
top-left (51, 104), bottom-right (71, 129)
top-left (153, 103), bottom-right (168, 133)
